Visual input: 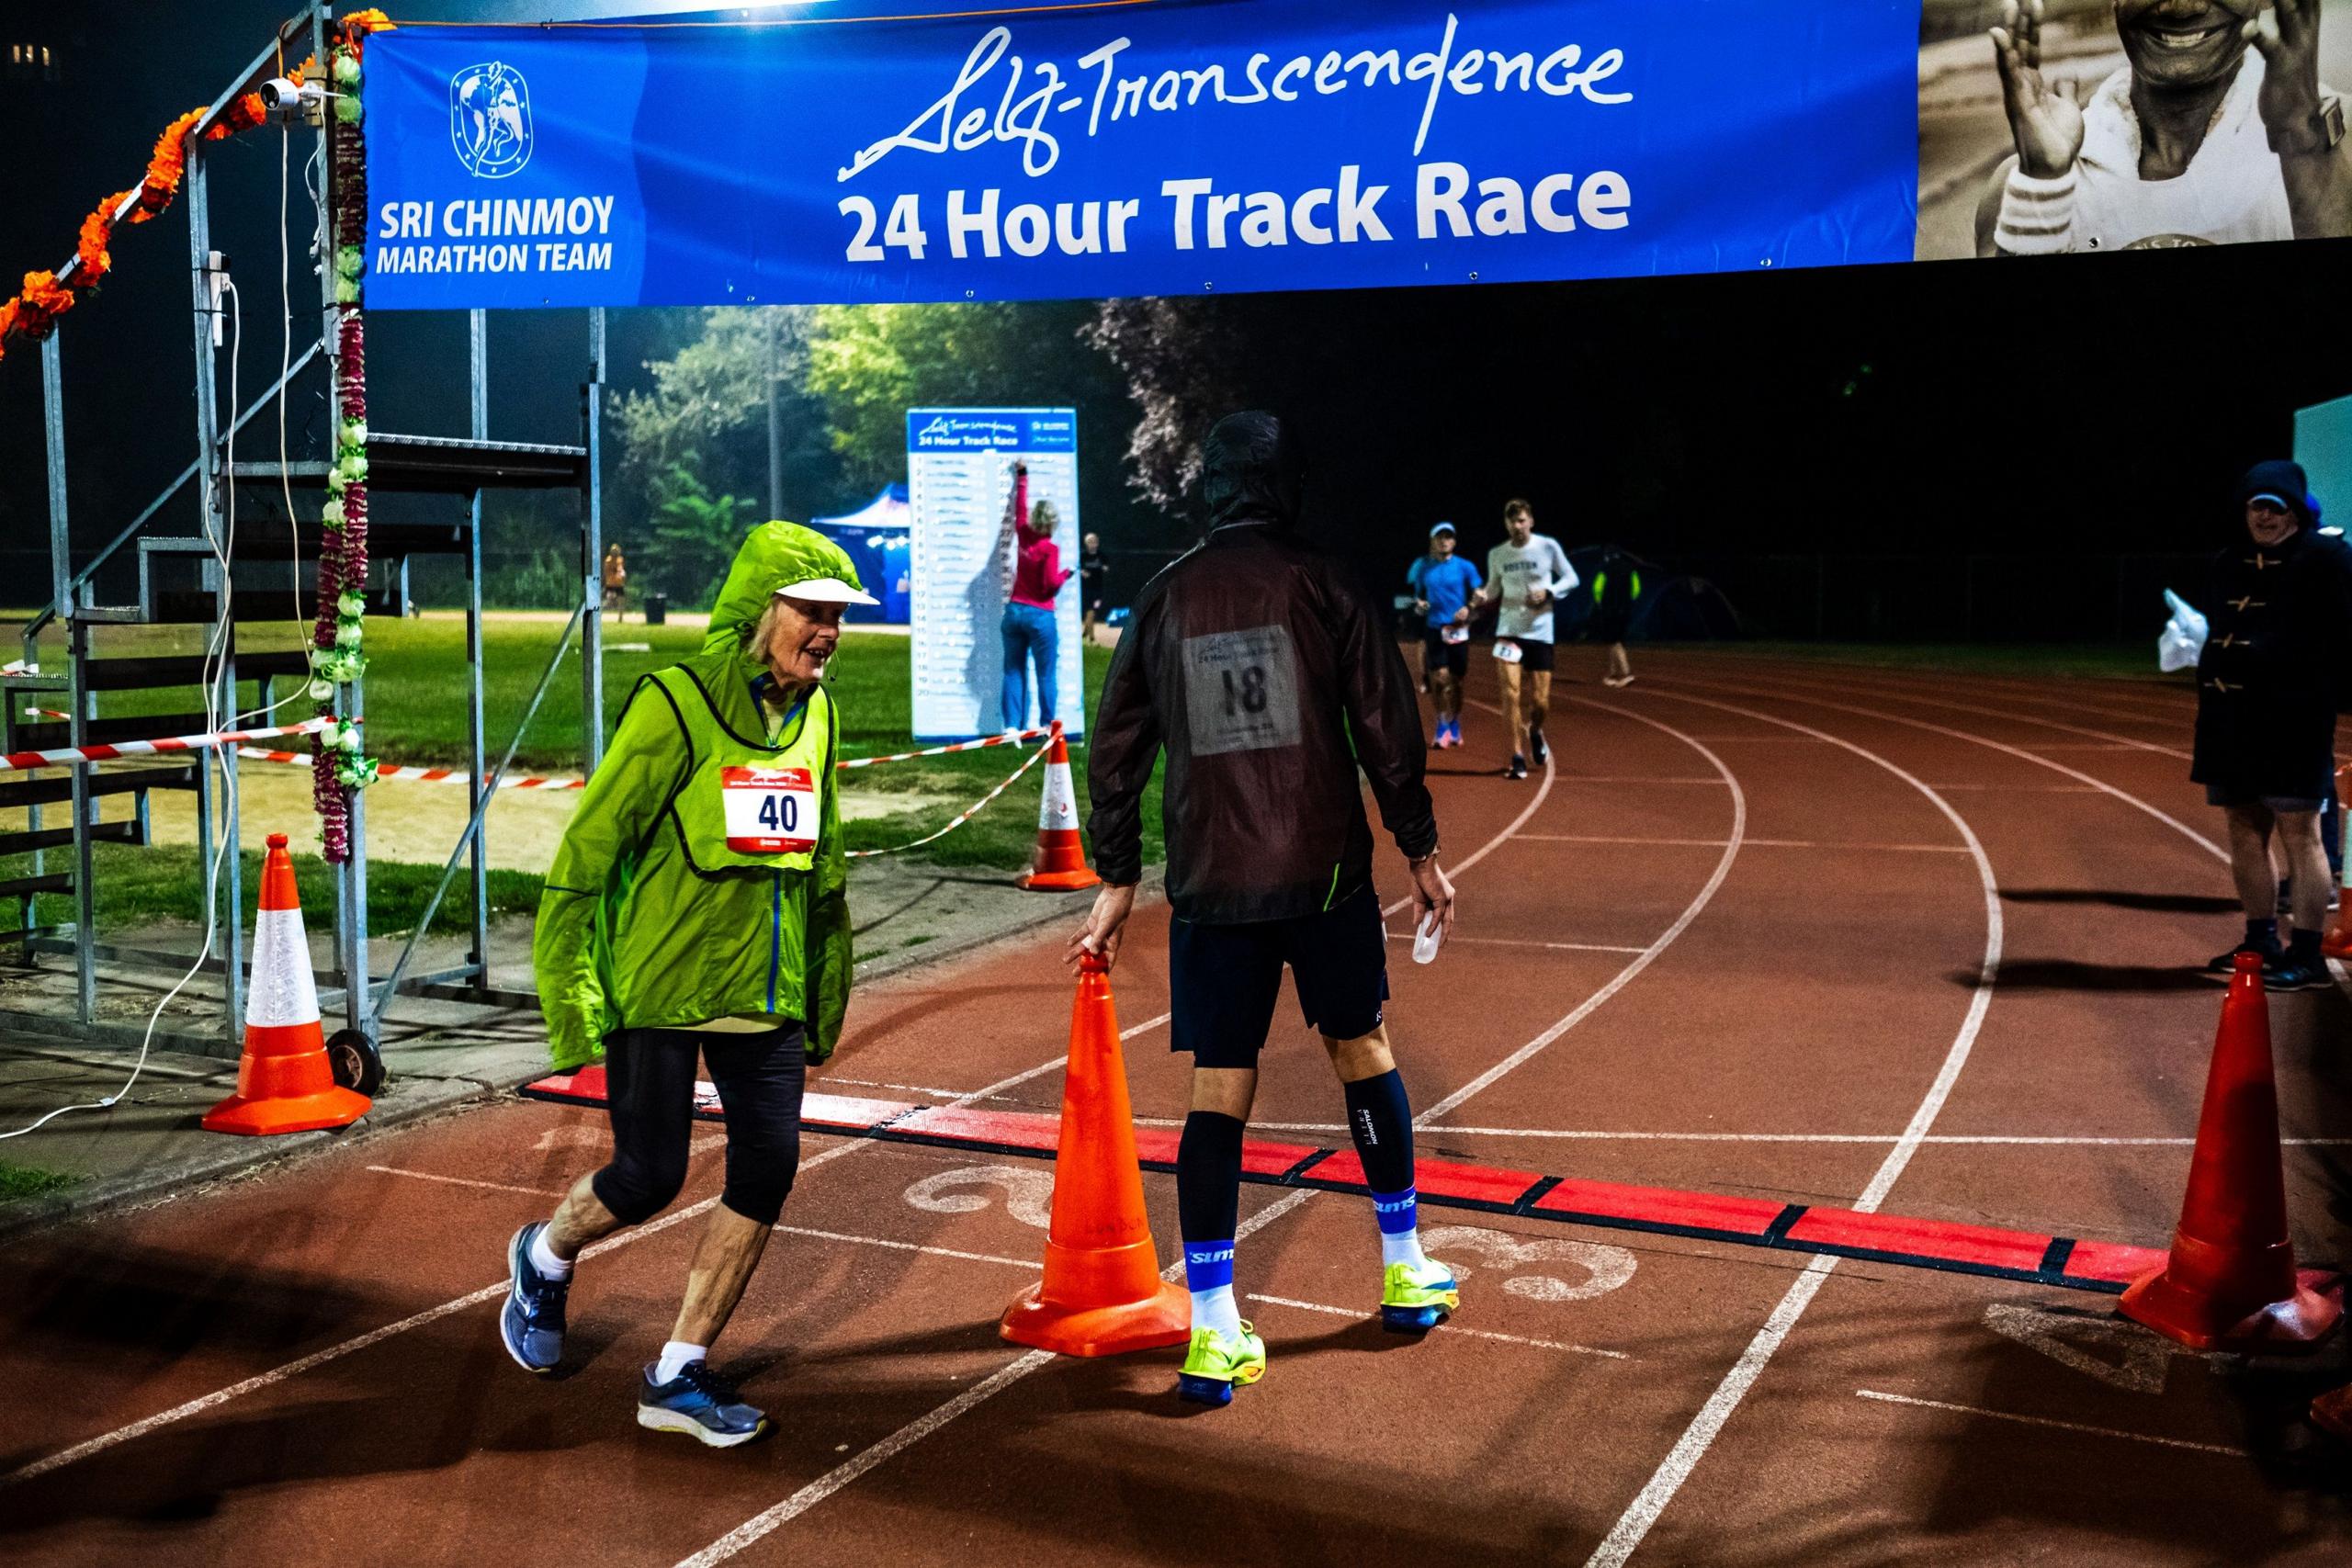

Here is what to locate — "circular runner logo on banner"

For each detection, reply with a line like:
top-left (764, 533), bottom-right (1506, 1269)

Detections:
top-left (448, 61), bottom-right (533, 179)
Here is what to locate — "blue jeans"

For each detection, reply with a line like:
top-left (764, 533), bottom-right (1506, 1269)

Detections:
top-left (1000, 602), bottom-right (1058, 730)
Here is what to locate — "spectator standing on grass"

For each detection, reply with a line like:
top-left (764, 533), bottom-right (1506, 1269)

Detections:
top-left (1476, 499), bottom-right (1577, 780)
top-left (1000, 461), bottom-right (1072, 731)
top-left (601, 544), bottom-right (628, 623)
top-left (1080, 531), bottom-right (1109, 646)
top-left (1588, 545), bottom-right (1642, 689)
top-left (2191, 460), bottom-right (2352, 992)
top-left (500, 522), bottom-right (874, 1448)
top-left (1072, 411), bottom-right (1461, 1407)
top-left (1407, 522), bottom-right (1481, 749)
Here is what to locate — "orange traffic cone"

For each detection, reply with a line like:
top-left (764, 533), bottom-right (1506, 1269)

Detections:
top-left (1019, 722), bottom-right (1100, 892)
top-left (2120, 952), bottom-right (2340, 1349)
top-left (1000, 952), bottom-right (1190, 1356)
top-left (2322, 762), bottom-right (2352, 961)
top-left (202, 833), bottom-right (371, 1135)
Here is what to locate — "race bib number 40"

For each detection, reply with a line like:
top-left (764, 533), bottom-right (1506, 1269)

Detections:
top-left (721, 766), bottom-right (819, 854)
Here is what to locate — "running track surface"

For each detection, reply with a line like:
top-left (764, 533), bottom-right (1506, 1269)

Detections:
top-left (5, 649), bottom-right (2352, 1567)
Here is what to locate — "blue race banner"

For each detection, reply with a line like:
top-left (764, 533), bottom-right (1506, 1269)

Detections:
top-left (364, 0), bottom-right (1922, 310)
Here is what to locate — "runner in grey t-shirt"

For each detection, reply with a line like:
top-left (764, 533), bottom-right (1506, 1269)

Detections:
top-left (1477, 499), bottom-right (1577, 779)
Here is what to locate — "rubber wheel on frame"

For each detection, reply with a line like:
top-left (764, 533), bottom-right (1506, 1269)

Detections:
top-left (326, 1028), bottom-right (386, 1097)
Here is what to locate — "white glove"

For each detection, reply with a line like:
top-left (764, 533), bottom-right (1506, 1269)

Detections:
top-left (2156, 589), bottom-right (2208, 673)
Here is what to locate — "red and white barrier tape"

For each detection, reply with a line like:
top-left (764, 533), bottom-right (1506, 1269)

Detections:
top-left (836, 726), bottom-right (1053, 769)
top-left (233, 747), bottom-right (586, 790)
top-left (845, 734), bottom-right (1054, 859)
top-left (22, 705), bottom-right (1067, 860)
top-left (0, 716), bottom-right (334, 773)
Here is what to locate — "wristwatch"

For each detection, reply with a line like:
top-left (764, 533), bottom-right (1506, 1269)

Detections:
top-left (2270, 94), bottom-right (2346, 156)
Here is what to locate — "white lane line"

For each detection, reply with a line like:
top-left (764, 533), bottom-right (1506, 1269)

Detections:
top-left (769, 1224), bottom-right (1040, 1274)
top-left (1135, 1123), bottom-right (2352, 1146)
top-left (1853, 1389), bottom-right (2248, 1458)
top-left (355, 1171), bottom-right (1047, 1273)
top-left (1583, 688), bottom-right (2003, 1568)
top-left (1738, 669), bottom-right (2194, 763)
top-left (674, 1185), bottom-right (1320, 1568)
top-left (1385, 705), bottom-right (1557, 920)
top-left (1515, 834), bottom-right (1966, 854)
top-left (1244, 1292), bottom-right (1629, 1359)
top-left (1387, 933), bottom-right (1649, 955)
top-left (1681, 677), bottom-right (2223, 860)
top-left (1554, 776), bottom-right (1730, 785)
top-left (1417, 702), bottom-right (1746, 1126)
top-left (366, 1166), bottom-right (565, 1199)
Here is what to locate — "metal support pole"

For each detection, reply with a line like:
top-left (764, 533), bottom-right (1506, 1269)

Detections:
top-left (44, 335), bottom-right (94, 1023)
top-left (582, 308), bottom-right (605, 773)
top-left (466, 309), bottom-right (490, 989)
top-left (187, 142), bottom-right (244, 1053)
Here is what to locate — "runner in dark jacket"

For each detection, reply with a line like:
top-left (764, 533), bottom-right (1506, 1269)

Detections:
top-left (1071, 411), bottom-right (1458, 1406)
top-left (2190, 459), bottom-right (2352, 990)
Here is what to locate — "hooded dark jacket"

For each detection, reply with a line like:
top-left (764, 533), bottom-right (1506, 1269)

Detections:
top-left (1086, 412), bottom-right (1439, 924)
top-left (2190, 461), bottom-right (2352, 800)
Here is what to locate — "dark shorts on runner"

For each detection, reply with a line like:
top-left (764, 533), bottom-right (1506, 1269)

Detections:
top-left (1170, 883), bottom-right (1390, 1067)
top-left (2204, 783), bottom-right (2325, 814)
top-left (1498, 637), bottom-right (1556, 672)
top-left (1420, 629), bottom-right (1469, 681)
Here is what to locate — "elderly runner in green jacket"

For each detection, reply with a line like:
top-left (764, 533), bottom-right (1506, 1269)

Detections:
top-left (499, 521), bottom-right (869, 1449)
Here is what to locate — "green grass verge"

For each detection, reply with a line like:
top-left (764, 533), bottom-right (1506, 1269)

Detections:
top-left (0, 1163), bottom-right (81, 1201)
top-left (30, 844), bottom-right (545, 937)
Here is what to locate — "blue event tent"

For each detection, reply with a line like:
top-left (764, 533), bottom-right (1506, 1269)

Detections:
top-left (808, 485), bottom-right (911, 626)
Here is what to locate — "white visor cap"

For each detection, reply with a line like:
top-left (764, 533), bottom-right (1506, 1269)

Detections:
top-left (775, 577), bottom-right (880, 606)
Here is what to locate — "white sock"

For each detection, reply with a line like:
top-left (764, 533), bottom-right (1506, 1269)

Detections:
top-left (1382, 1228), bottom-right (1429, 1270)
top-left (655, 1340), bottom-right (707, 1384)
top-left (528, 1225), bottom-right (572, 1280)
top-left (1190, 1285), bottom-right (1243, 1341)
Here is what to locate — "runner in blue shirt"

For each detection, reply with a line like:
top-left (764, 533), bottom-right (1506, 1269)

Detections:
top-left (1406, 523), bottom-right (1483, 749)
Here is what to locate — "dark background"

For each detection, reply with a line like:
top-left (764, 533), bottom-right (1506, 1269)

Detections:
top-left (6, 2), bottom-right (2350, 642)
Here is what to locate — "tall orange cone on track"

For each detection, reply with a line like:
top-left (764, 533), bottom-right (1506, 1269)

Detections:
top-left (2322, 762), bottom-right (2352, 961)
top-left (202, 834), bottom-right (370, 1135)
top-left (1000, 952), bottom-right (1190, 1356)
top-left (2120, 952), bottom-right (2340, 1349)
top-left (1019, 721), bottom-right (1100, 892)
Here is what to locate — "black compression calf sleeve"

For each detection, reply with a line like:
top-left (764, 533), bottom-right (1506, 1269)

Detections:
top-left (1176, 1111), bottom-right (1246, 1243)
top-left (1342, 1069), bottom-right (1415, 1195)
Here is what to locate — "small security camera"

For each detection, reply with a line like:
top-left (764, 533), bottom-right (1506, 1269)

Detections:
top-left (260, 76), bottom-right (325, 123)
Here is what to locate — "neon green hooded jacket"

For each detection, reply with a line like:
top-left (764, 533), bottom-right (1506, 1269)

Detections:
top-left (532, 523), bottom-right (860, 1069)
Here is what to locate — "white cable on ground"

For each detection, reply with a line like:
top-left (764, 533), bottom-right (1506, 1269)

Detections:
top-left (1, 270), bottom-right (245, 1142)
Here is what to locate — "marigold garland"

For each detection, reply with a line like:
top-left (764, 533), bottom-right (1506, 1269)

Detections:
top-left (0, 49), bottom-right (320, 364)
top-left (311, 15), bottom-right (391, 860)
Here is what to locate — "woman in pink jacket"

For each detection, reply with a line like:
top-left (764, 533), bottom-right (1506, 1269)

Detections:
top-left (1000, 461), bottom-right (1072, 730)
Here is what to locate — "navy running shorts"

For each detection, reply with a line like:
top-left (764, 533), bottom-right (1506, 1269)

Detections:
top-left (1170, 883), bottom-right (1390, 1067)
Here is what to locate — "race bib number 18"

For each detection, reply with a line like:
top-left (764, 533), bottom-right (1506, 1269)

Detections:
top-left (721, 766), bottom-right (818, 854)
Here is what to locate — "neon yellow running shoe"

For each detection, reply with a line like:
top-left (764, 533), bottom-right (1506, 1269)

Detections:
top-left (1380, 1259), bottom-right (1460, 1332)
top-left (1176, 1322), bottom-right (1266, 1406)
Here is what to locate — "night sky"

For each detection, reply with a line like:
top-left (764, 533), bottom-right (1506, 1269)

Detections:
top-left (6, 3), bottom-right (2351, 639)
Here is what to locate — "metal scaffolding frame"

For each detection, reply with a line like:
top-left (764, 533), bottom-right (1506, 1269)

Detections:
top-left (4, 2), bottom-right (604, 1056)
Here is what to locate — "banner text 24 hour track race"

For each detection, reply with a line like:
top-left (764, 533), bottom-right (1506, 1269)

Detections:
top-left (835, 23), bottom-right (1635, 269)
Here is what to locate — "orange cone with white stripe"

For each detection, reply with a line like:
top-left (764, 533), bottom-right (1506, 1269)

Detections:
top-left (202, 833), bottom-right (370, 1135)
top-left (1019, 722), bottom-right (1100, 892)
